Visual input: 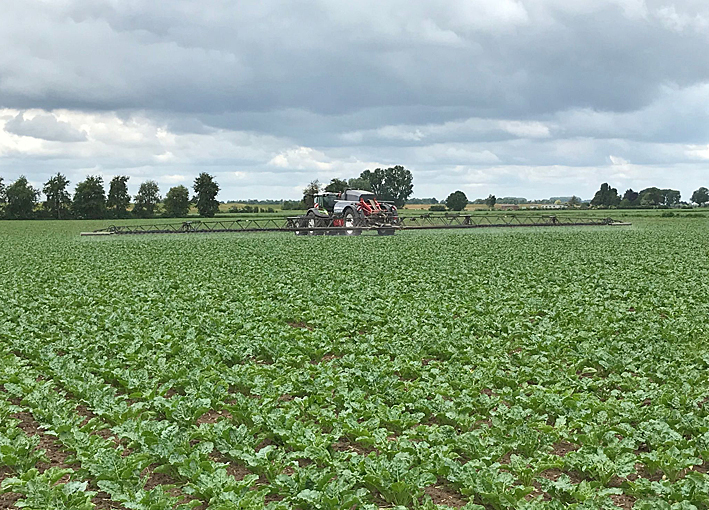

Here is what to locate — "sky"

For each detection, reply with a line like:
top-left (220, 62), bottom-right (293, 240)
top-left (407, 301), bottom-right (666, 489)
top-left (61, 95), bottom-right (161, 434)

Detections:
top-left (1, 0), bottom-right (708, 201)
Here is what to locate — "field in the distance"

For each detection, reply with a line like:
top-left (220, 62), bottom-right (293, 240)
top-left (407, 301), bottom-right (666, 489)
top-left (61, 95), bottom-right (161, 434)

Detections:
top-left (1, 218), bottom-right (708, 509)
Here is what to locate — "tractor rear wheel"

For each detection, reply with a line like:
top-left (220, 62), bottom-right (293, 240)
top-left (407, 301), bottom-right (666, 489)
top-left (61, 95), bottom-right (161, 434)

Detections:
top-left (343, 209), bottom-right (362, 236)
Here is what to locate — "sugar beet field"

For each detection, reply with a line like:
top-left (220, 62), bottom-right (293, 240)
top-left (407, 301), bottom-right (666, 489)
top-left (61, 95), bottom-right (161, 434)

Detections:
top-left (1, 218), bottom-right (709, 510)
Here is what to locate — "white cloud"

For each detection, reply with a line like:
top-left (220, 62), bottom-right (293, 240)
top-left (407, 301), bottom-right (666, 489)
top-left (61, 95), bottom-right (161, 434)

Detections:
top-left (609, 155), bottom-right (629, 165)
top-left (269, 147), bottom-right (333, 171)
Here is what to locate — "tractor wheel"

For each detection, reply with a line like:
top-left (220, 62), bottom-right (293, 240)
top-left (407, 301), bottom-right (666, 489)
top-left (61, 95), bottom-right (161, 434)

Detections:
top-left (294, 216), bottom-right (308, 235)
top-left (307, 211), bottom-right (324, 235)
top-left (343, 209), bottom-right (362, 236)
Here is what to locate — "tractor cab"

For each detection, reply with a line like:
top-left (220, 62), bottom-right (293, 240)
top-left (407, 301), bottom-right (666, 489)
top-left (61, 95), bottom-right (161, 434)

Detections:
top-left (313, 192), bottom-right (338, 214)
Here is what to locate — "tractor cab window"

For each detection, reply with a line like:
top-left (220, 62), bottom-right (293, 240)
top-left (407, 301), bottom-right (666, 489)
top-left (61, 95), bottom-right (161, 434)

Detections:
top-left (315, 194), bottom-right (337, 212)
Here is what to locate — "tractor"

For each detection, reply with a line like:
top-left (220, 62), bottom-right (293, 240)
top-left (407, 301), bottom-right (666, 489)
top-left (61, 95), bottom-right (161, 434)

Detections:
top-left (295, 190), bottom-right (399, 236)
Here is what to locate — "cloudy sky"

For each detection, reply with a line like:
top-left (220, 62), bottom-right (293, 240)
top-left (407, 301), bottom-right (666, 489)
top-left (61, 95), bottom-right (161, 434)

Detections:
top-left (1, 0), bottom-right (708, 201)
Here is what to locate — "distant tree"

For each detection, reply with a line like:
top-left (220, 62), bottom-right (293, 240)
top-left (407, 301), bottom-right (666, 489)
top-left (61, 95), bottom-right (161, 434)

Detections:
top-left (568, 195), bottom-right (581, 208)
top-left (193, 173), bottom-right (220, 217)
top-left (485, 194), bottom-right (497, 209)
top-left (5, 176), bottom-right (40, 219)
top-left (302, 179), bottom-right (320, 209)
top-left (133, 180), bottom-right (161, 218)
top-left (590, 183), bottom-right (621, 208)
top-left (638, 187), bottom-right (662, 207)
top-left (0, 177), bottom-right (6, 213)
top-left (324, 178), bottom-right (348, 194)
top-left (163, 185), bottom-right (191, 217)
top-left (623, 189), bottom-right (639, 205)
top-left (691, 187), bottom-right (709, 206)
top-left (347, 176), bottom-right (373, 191)
top-left (359, 165), bottom-right (414, 207)
top-left (43, 173), bottom-right (72, 219)
top-left (282, 199), bottom-right (305, 210)
top-left (107, 176), bottom-right (131, 218)
top-left (73, 176), bottom-right (106, 219)
top-left (446, 190), bottom-right (468, 211)
top-left (661, 189), bottom-right (681, 207)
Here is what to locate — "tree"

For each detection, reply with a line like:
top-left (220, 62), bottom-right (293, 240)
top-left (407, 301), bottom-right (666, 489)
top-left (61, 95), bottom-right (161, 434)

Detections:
top-left (638, 187), bottom-right (662, 207)
top-left (359, 165), bottom-right (413, 207)
top-left (42, 173), bottom-right (71, 219)
top-left (73, 176), bottom-right (106, 219)
top-left (0, 177), bottom-right (6, 214)
top-left (302, 180), bottom-right (320, 209)
top-left (485, 194), bottom-right (497, 209)
top-left (107, 176), bottom-right (131, 218)
top-left (193, 173), bottom-right (220, 217)
top-left (163, 185), bottom-right (191, 217)
top-left (623, 189), bottom-right (639, 204)
top-left (133, 180), bottom-right (161, 218)
top-left (590, 183), bottom-right (621, 208)
top-left (568, 196), bottom-right (581, 208)
top-left (446, 190), bottom-right (468, 211)
top-left (347, 177), bottom-right (372, 191)
top-left (5, 176), bottom-right (39, 219)
top-left (691, 187), bottom-right (709, 206)
top-left (661, 189), bottom-right (681, 207)
top-left (324, 178), bottom-right (348, 193)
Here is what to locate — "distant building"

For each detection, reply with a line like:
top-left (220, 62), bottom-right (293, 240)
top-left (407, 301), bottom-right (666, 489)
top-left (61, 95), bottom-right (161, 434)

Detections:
top-left (499, 204), bottom-right (520, 210)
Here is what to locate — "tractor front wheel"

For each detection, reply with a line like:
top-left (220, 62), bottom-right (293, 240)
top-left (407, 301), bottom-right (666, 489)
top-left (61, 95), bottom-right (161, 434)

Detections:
top-left (307, 211), bottom-right (325, 235)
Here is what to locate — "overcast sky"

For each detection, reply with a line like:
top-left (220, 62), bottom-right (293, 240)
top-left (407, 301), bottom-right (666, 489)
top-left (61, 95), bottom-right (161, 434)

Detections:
top-left (1, 0), bottom-right (708, 201)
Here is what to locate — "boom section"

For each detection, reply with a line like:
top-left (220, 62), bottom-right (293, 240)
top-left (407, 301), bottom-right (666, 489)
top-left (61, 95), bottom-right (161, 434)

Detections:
top-left (82, 214), bottom-right (630, 236)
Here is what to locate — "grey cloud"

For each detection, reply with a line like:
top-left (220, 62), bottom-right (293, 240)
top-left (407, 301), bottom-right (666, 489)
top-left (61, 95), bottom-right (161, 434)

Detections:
top-left (2, 0), bottom-right (709, 120)
top-left (4, 112), bottom-right (87, 142)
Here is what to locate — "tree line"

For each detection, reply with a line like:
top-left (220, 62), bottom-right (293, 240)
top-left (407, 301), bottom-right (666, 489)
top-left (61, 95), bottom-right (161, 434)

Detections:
top-left (590, 183), bottom-right (709, 208)
top-left (0, 173), bottom-right (221, 220)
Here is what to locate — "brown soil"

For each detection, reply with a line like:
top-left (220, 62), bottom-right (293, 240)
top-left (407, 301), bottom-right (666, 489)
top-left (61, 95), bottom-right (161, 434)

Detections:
top-left (331, 438), bottom-right (375, 455)
top-left (311, 354), bottom-right (340, 365)
top-left (141, 465), bottom-right (206, 509)
top-left (92, 491), bottom-right (127, 509)
top-left (425, 483), bottom-right (467, 508)
top-left (12, 410), bottom-right (71, 473)
top-left (627, 463), bottom-right (663, 482)
top-left (278, 394), bottom-right (294, 402)
top-left (610, 494), bottom-right (636, 509)
top-left (538, 469), bottom-right (583, 484)
top-left (287, 321), bottom-right (313, 331)
top-left (142, 467), bottom-right (180, 495)
top-left (297, 458), bottom-right (313, 468)
top-left (228, 463), bottom-right (252, 481)
top-left (76, 404), bottom-right (98, 426)
top-left (255, 438), bottom-right (273, 452)
top-left (551, 441), bottom-right (579, 457)
top-left (0, 492), bottom-right (22, 510)
top-left (196, 410), bottom-right (231, 424)
top-left (480, 388), bottom-right (496, 396)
